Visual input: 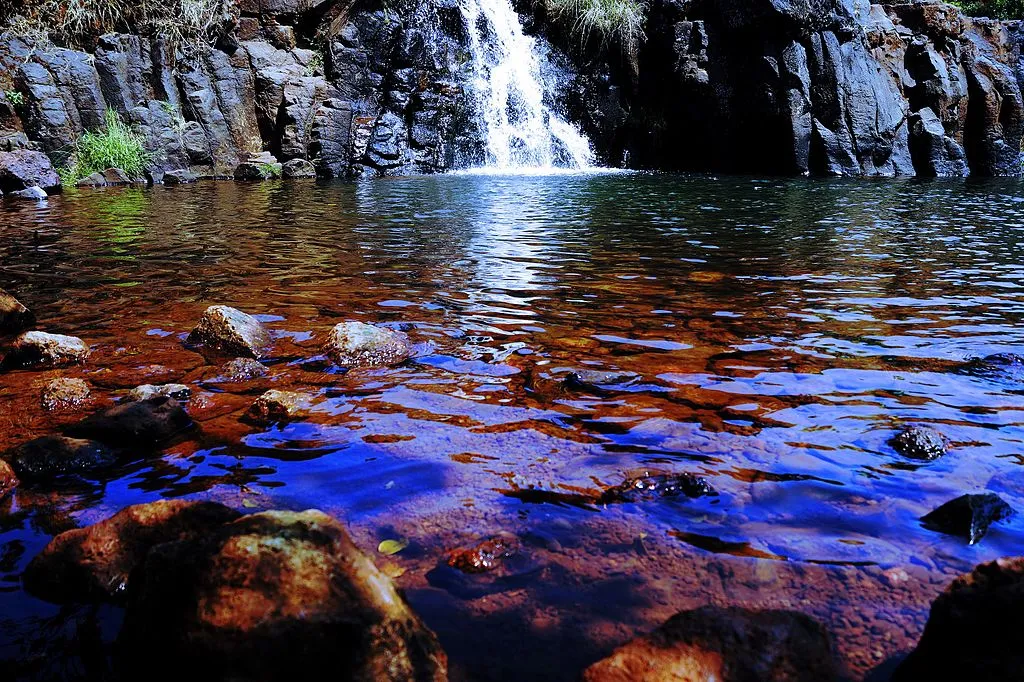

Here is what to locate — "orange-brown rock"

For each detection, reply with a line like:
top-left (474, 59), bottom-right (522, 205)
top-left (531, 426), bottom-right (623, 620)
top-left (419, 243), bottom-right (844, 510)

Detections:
top-left (22, 499), bottom-right (240, 603)
top-left (582, 606), bottom-right (841, 682)
top-left (0, 459), bottom-right (18, 499)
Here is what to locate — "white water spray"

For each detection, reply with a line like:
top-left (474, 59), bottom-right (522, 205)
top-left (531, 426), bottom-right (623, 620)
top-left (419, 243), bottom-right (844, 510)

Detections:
top-left (458, 0), bottom-right (594, 171)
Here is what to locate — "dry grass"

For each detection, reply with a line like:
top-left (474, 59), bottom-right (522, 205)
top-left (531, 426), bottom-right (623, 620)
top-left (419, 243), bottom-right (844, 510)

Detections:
top-left (544, 0), bottom-right (646, 66)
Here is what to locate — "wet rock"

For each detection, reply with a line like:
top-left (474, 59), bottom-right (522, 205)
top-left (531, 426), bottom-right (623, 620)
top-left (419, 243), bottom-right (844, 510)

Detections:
top-left (962, 352), bottom-right (1024, 382)
top-left (0, 149), bottom-right (60, 193)
top-left (921, 492), bottom-right (1014, 545)
top-left (2, 331), bottom-right (90, 368)
top-left (248, 389), bottom-right (315, 423)
top-left (598, 471), bottom-right (716, 504)
top-left (10, 186), bottom-right (48, 200)
top-left (68, 396), bottom-right (192, 447)
top-left (4, 436), bottom-right (117, 481)
top-left (582, 606), bottom-right (841, 682)
top-left (76, 172), bottom-right (107, 187)
top-left (0, 288), bottom-right (34, 334)
top-left (120, 510), bottom-right (448, 681)
top-left (41, 377), bottom-right (91, 411)
top-left (324, 321), bottom-right (411, 368)
top-left (23, 500), bottom-right (241, 603)
top-left (100, 167), bottom-right (135, 184)
top-left (127, 383), bottom-right (191, 402)
top-left (186, 305), bottom-right (273, 359)
top-left (281, 158), bottom-right (317, 178)
top-left (221, 357), bottom-right (269, 380)
top-left (889, 424), bottom-right (949, 461)
top-left (893, 557), bottom-right (1024, 681)
top-left (234, 153), bottom-right (282, 180)
top-left (0, 459), bottom-right (17, 499)
top-left (447, 533), bottom-right (520, 574)
top-left (163, 169), bottom-right (198, 185)
top-left (563, 369), bottom-right (640, 393)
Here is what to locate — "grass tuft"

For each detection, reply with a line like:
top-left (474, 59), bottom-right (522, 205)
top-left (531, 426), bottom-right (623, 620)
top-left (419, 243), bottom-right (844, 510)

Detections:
top-left (544, 0), bottom-right (646, 66)
top-left (60, 108), bottom-right (152, 184)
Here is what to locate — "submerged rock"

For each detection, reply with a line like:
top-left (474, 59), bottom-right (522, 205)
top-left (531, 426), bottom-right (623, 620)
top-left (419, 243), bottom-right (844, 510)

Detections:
top-left (921, 493), bottom-right (1014, 545)
top-left (186, 305), bottom-right (273, 359)
top-left (248, 389), bottom-right (315, 423)
top-left (889, 425), bottom-right (949, 461)
top-left (563, 369), bottom-right (640, 393)
top-left (23, 500), bottom-right (240, 603)
top-left (893, 557), bottom-right (1024, 681)
top-left (324, 321), bottom-right (411, 368)
top-left (4, 436), bottom-right (117, 481)
top-left (598, 472), bottom-right (716, 504)
top-left (582, 606), bottom-right (841, 682)
top-left (120, 510), bottom-right (448, 681)
top-left (2, 331), bottom-right (90, 368)
top-left (0, 289), bottom-right (34, 334)
top-left (961, 352), bottom-right (1024, 382)
top-left (127, 383), bottom-right (191, 402)
top-left (0, 149), bottom-right (60, 193)
top-left (221, 357), bottom-right (269, 380)
top-left (447, 534), bottom-right (520, 574)
top-left (68, 396), bottom-right (192, 447)
top-left (41, 378), bottom-right (91, 411)
top-left (0, 459), bottom-right (17, 499)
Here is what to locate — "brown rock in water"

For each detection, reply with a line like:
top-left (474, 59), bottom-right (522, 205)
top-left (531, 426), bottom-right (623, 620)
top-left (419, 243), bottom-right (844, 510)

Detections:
top-left (120, 510), bottom-right (448, 682)
top-left (221, 357), bottom-right (269, 380)
top-left (4, 435), bottom-right (117, 481)
top-left (126, 383), bottom-right (191, 402)
top-left (2, 331), bottom-right (90, 368)
top-left (248, 389), bottom-right (315, 423)
top-left (0, 288), bottom-right (34, 334)
top-left (324, 321), bottom-right (411, 368)
top-left (447, 533), bottom-right (520, 574)
top-left (41, 377), bottom-right (91, 411)
top-left (893, 557), bottom-right (1024, 681)
top-left (186, 305), bottom-right (273, 359)
top-left (582, 606), bottom-right (841, 682)
top-left (68, 396), bottom-right (192, 447)
top-left (23, 500), bottom-right (240, 603)
top-left (0, 459), bottom-right (18, 499)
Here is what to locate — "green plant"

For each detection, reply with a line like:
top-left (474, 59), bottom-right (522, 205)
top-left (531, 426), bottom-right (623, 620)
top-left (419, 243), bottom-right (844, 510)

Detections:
top-left (4, 90), bottom-right (23, 106)
top-left (950, 0), bottom-right (1024, 18)
top-left (59, 108), bottom-right (152, 184)
top-left (258, 162), bottom-right (282, 179)
top-left (304, 49), bottom-right (325, 77)
top-left (544, 0), bottom-right (646, 66)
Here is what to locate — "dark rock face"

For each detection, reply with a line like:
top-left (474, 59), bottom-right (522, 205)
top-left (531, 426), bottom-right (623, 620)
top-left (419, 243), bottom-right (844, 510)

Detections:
top-left (23, 500), bottom-right (241, 603)
top-left (889, 424), bottom-right (949, 460)
top-left (186, 305), bottom-right (273, 359)
top-left (0, 149), bottom-right (60, 192)
top-left (3, 436), bottom-right (117, 481)
top-left (67, 396), bottom-right (193, 447)
top-left (921, 492), bottom-right (1014, 544)
top-left (324, 321), bottom-right (412, 368)
top-left (582, 606), bottom-right (842, 681)
top-left (2, 331), bottom-right (90, 368)
top-left (0, 288), bottom-right (34, 334)
top-left (119, 509), bottom-right (448, 682)
top-left (894, 557), bottom-right (1024, 681)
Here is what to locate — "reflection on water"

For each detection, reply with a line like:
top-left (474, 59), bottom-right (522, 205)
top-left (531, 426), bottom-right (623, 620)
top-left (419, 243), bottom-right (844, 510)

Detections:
top-left (1, 174), bottom-right (1024, 679)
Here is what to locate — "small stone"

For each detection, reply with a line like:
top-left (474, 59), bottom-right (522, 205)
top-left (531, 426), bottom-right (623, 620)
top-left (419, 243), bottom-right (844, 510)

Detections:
top-left (68, 396), bottom-right (192, 447)
top-left (921, 493), bottom-right (1014, 545)
top-left (447, 534), bottom-right (520, 574)
top-left (0, 288), bottom-right (34, 334)
top-left (249, 389), bottom-right (314, 423)
top-left (4, 436), bottom-right (117, 481)
top-left (2, 331), bottom-right (90, 368)
top-left (127, 383), bottom-right (191, 402)
top-left (186, 305), bottom-right (272, 359)
top-left (281, 158), bottom-right (317, 178)
top-left (889, 425), bottom-right (949, 461)
top-left (323, 321), bottom-right (411, 368)
top-left (0, 459), bottom-right (18, 499)
top-left (10, 186), bottom-right (47, 200)
top-left (598, 471), bottom-right (716, 504)
top-left (41, 377), bottom-right (91, 411)
top-left (220, 357), bottom-right (269, 380)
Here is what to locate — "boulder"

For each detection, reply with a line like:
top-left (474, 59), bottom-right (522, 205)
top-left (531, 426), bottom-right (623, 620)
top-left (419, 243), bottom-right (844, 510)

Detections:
top-left (0, 459), bottom-right (17, 499)
top-left (0, 288), bottom-right (34, 334)
top-left (4, 436), bottom-right (117, 481)
top-left (100, 167), bottom-right (135, 184)
top-left (23, 500), bottom-right (241, 603)
top-left (9, 186), bottom-right (48, 200)
top-left (234, 154), bottom-right (282, 180)
top-left (221, 357), bottom-right (269, 380)
top-left (41, 377), bottom-right (91, 411)
top-left (921, 492), bottom-right (1014, 545)
top-left (889, 424), bottom-right (949, 461)
top-left (582, 606), bottom-right (841, 682)
top-left (76, 172), bottom-right (108, 187)
top-left (598, 472), bottom-right (716, 504)
top-left (248, 389), bottom-right (315, 423)
top-left (281, 158), bottom-right (317, 178)
top-left (893, 557), bottom-right (1024, 681)
top-left (186, 305), bottom-right (273, 359)
top-left (163, 169), bottom-right (198, 185)
top-left (324, 321), bottom-right (411, 368)
top-left (119, 510), bottom-right (448, 681)
top-left (127, 383), bottom-right (192, 402)
top-left (67, 396), bottom-right (192, 447)
top-left (2, 331), bottom-right (90, 368)
top-left (0, 149), bottom-right (60, 193)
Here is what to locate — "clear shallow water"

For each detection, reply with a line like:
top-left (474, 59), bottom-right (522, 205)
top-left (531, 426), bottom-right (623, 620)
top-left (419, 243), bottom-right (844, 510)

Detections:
top-left (1, 174), bottom-right (1023, 679)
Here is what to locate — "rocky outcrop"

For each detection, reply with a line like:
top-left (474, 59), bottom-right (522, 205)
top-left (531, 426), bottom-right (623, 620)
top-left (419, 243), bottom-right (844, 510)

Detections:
top-left (893, 557), bottom-right (1024, 680)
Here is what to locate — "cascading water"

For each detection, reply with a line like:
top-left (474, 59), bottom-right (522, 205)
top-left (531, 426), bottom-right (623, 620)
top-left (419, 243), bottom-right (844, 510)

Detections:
top-left (458, 0), bottom-right (595, 171)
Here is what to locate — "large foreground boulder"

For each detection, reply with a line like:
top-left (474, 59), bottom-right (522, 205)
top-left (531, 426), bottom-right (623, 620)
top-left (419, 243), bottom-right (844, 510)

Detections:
top-left (893, 557), bottom-right (1024, 681)
top-left (2, 331), bottom-right (89, 368)
top-left (119, 509), bottom-right (448, 681)
top-left (0, 149), bottom-right (60, 193)
top-left (0, 289), bottom-right (34, 334)
top-left (582, 606), bottom-right (841, 682)
top-left (324, 321), bottom-right (411, 368)
top-left (23, 500), bottom-right (241, 603)
top-left (186, 305), bottom-right (273, 359)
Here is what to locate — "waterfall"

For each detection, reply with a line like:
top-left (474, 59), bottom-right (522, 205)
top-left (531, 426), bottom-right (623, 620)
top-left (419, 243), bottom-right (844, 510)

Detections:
top-left (458, 0), bottom-right (594, 171)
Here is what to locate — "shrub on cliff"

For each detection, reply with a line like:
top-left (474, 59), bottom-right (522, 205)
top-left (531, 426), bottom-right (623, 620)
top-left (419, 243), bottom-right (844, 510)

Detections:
top-left (60, 108), bottom-right (152, 184)
top-left (544, 0), bottom-right (646, 68)
top-left (952, 0), bottom-right (1024, 18)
